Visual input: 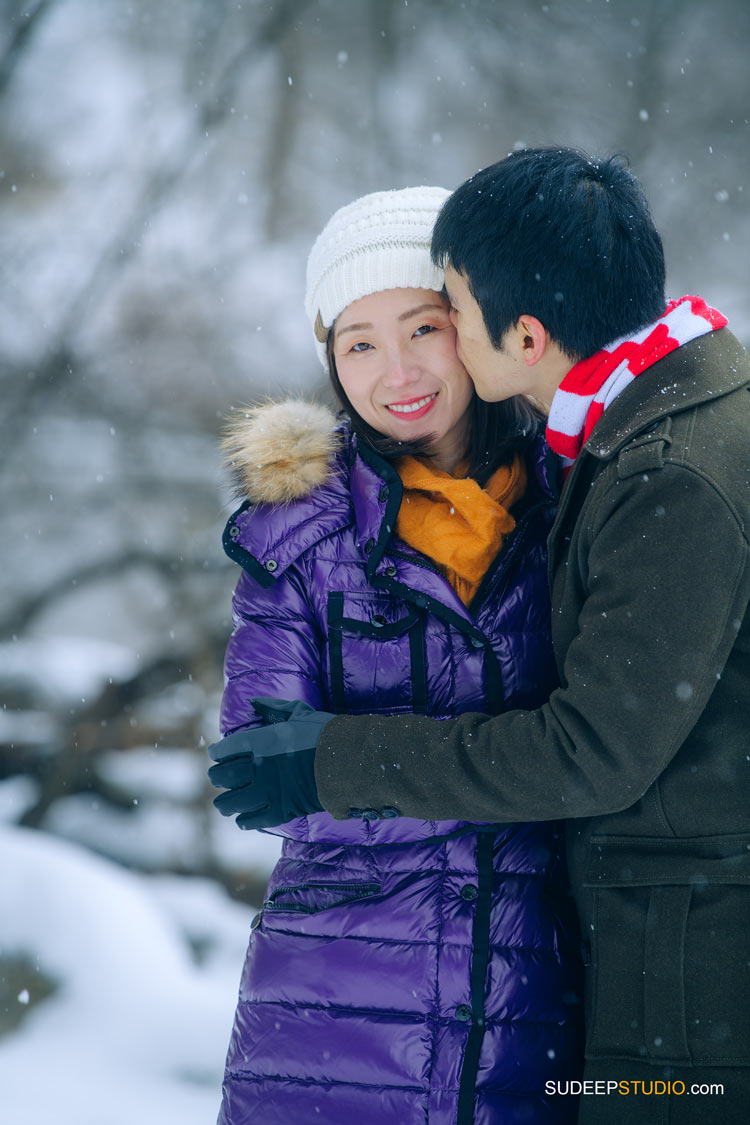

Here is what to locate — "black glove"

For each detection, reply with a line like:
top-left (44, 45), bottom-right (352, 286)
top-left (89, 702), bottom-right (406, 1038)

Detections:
top-left (207, 698), bottom-right (334, 829)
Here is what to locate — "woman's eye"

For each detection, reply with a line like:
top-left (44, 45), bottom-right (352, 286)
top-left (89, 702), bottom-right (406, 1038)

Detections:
top-left (350, 341), bottom-right (373, 353)
top-left (414, 324), bottom-right (437, 337)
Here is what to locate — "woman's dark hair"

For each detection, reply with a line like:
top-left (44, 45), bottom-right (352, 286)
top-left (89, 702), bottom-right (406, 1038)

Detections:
top-left (326, 329), bottom-right (545, 487)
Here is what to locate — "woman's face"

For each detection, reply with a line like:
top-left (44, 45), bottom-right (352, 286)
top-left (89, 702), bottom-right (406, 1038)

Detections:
top-left (333, 287), bottom-right (474, 472)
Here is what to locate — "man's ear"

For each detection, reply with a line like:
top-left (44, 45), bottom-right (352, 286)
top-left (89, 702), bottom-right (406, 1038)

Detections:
top-left (516, 315), bottom-right (548, 366)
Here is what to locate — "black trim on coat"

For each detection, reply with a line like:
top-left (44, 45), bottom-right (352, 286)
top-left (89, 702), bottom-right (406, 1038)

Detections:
top-left (327, 591), bottom-right (429, 714)
top-left (468, 499), bottom-right (553, 620)
top-left (469, 500), bottom-right (555, 716)
top-left (408, 615), bottom-right (428, 714)
top-left (456, 831), bottom-right (495, 1124)
top-left (327, 592), bottom-right (347, 712)
top-left (357, 435), bottom-right (506, 703)
top-left (483, 647), bottom-right (504, 717)
top-left (222, 502), bottom-right (276, 588)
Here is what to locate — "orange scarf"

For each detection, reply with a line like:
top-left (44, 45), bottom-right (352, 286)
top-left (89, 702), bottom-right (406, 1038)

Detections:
top-left (394, 454), bottom-right (527, 605)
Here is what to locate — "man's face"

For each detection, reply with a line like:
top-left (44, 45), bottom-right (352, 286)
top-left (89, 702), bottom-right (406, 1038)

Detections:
top-left (444, 266), bottom-right (525, 403)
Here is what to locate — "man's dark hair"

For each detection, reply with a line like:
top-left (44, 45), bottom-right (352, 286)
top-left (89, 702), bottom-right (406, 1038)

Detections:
top-left (432, 147), bottom-right (666, 361)
top-left (326, 331), bottom-right (544, 486)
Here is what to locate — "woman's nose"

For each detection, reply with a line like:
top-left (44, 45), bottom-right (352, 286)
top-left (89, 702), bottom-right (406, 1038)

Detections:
top-left (382, 350), bottom-right (420, 387)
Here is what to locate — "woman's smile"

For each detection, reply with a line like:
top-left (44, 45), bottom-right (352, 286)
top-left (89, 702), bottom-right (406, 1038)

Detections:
top-left (385, 391), bottom-right (439, 418)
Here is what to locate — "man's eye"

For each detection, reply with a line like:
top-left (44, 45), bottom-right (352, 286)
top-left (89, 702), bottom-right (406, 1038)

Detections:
top-left (414, 324), bottom-right (437, 337)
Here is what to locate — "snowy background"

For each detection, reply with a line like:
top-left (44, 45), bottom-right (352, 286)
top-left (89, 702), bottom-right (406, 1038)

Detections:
top-left (1, 1), bottom-right (748, 1121)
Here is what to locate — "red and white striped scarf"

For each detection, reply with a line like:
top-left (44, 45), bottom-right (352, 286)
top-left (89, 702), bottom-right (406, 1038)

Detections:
top-left (545, 295), bottom-right (727, 472)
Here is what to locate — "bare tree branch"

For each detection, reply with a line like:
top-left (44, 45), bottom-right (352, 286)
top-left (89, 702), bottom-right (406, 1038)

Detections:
top-left (0, 549), bottom-right (228, 639)
top-left (0, 0), bottom-right (55, 98)
top-left (0, 0), bottom-right (316, 469)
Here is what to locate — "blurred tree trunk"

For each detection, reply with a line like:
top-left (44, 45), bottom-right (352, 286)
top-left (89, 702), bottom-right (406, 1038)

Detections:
top-left (264, 25), bottom-right (303, 240)
top-left (368, 0), bottom-right (402, 183)
top-left (0, 0), bottom-right (54, 97)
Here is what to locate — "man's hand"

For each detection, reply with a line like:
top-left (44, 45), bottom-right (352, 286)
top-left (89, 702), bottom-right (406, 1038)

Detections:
top-left (207, 698), bottom-right (334, 829)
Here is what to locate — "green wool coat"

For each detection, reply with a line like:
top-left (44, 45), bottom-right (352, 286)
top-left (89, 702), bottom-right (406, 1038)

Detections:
top-left (316, 328), bottom-right (750, 1086)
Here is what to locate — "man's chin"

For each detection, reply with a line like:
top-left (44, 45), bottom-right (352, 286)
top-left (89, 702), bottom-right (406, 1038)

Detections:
top-left (470, 377), bottom-right (507, 403)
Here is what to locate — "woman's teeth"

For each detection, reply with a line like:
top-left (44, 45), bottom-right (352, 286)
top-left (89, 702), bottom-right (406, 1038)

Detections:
top-left (387, 393), bottom-right (438, 414)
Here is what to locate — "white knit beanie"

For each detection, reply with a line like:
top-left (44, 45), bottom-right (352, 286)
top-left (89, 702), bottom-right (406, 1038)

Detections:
top-left (305, 185), bottom-right (451, 366)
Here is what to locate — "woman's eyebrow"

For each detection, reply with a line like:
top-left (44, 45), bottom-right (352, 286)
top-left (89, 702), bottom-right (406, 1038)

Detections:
top-left (336, 303), bottom-right (446, 339)
top-left (398, 303), bottom-right (446, 321)
top-left (336, 320), bottom-right (373, 337)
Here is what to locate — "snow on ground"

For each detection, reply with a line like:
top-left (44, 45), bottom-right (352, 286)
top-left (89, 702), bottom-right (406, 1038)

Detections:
top-left (43, 790), bottom-right (209, 872)
top-left (25, 742), bottom-right (284, 879)
top-left (0, 776), bottom-right (40, 824)
top-left (0, 825), bottom-right (263, 1125)
top-left (0, 636), bottom-right (140, 706)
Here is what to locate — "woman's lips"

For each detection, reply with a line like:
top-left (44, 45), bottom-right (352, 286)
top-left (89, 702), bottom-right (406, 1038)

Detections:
top-left (385, 392), bottom-right (438, 420)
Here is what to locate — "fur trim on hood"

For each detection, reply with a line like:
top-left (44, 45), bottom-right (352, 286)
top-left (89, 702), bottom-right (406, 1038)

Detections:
top-left (222, 399), bottom-right (341, 505)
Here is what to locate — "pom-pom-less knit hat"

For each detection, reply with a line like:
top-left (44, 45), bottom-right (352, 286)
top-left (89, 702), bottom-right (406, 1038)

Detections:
top-left (305, 185), bottom-right (451, 366)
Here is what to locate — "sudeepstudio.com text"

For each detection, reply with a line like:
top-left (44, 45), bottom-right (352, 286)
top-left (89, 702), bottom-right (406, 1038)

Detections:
top-left (546, 1079), bottom-right (724, 1097)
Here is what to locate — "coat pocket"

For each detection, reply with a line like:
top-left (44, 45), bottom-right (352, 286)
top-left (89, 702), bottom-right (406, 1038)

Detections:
top-left (263, 880), bottom-right (381, 916)
top-left (583, 833), bottom-right (750, 1065)
top-left (327, 591), bottom-right (427, 714)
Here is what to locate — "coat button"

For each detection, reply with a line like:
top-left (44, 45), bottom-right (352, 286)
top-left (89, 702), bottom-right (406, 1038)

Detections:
top-left (380, 806), bottom-right (400, 819)
top-left (371, 614), bottom-right (387, 627)
top-left (470, 637), bottom-right (484, 648)
top-left (460, 884), bottom-right (478, 901)
top-left (361, 808), bottom-right (380, 820)
top-left (364, 538), bottom-right (375, 554)
top-left (379, 486), bottom-right (390, 502)
top-left (384, 566), bottom-right (397, 578)
top-left (456, 1004), bottom-right (473, 1022)
top-left (265, 559), bottom-right (278, 572)
top-left (229, 526), bottom-right (240, 540)
top-left (250, 912), bottom-right (262, 930)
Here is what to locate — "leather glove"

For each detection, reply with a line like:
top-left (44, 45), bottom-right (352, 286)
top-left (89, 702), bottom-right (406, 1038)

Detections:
top-left (207, 698), bottom-right (334, 829)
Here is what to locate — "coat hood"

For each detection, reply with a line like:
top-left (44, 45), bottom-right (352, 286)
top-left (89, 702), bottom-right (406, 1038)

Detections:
top-left (222, 399), bottom-right (342, 505)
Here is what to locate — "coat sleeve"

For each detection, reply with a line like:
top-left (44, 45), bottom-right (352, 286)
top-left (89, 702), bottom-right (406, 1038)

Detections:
top-left (220, 562), bottom-right (327, 736)
top-left (315, 463), bottom-right (750, 821)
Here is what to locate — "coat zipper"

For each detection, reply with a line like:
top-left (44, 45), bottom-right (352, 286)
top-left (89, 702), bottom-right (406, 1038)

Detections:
top-left (387, 547), bottom-right (441, 575)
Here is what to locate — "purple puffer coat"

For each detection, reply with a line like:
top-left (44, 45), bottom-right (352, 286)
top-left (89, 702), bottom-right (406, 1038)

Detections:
top-left (217, 402), bottom-right (583, 1124)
